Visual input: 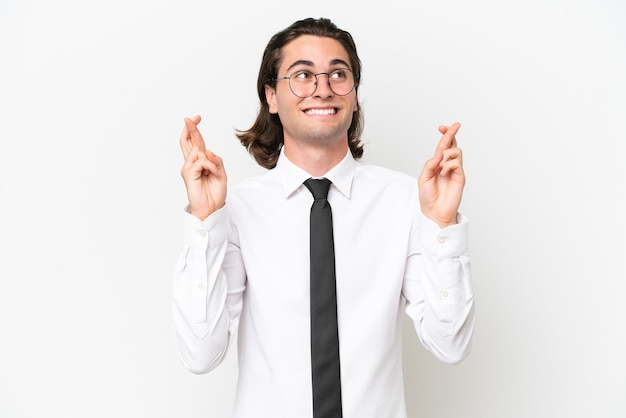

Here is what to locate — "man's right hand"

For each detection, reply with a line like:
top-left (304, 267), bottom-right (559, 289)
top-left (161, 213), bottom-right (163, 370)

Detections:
top-left (179, 115), bottom-right (227, 221)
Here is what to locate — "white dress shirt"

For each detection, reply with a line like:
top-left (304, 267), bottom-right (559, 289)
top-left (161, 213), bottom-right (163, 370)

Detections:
top-left (172, 150), bottom-right (475, 418)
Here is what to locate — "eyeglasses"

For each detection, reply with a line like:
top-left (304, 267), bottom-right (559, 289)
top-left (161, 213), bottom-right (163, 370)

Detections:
top-left (274, 68), bottom-right (357, 98)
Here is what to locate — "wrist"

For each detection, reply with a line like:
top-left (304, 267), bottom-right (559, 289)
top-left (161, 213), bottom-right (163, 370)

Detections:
top-left (422, 211), bottom-right (457, 229)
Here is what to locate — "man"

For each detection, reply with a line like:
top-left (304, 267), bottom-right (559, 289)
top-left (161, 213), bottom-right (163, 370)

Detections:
top-left (173, 17), bottom-right (474, 418)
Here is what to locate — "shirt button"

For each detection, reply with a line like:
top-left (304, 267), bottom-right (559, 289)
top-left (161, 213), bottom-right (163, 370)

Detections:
top-left (438, 237), bottom-right (446, 244)
top-left (199, 231), bottom-right (207, 238)
top-left (198, 282), bottom-right (205, 290)
top-left (441, 290), bottom-right (449, 298)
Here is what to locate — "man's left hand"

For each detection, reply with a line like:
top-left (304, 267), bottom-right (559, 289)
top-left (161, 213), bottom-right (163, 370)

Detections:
top-left (418, 122), bottom-right (465, 228)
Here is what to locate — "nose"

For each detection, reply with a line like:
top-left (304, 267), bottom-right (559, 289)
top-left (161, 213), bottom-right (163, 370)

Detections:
top-left (313, 73), bottom-right (334, 97)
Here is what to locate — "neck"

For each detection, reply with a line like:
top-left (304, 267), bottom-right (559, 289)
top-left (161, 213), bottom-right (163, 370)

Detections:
top-left (283, 139), bottom-right (349, 177)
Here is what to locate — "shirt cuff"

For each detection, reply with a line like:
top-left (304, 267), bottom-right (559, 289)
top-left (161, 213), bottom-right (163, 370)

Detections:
top-left (419, 212), bottom-right (469, 259)
top-left (183, 205), bottom-right (229, 249)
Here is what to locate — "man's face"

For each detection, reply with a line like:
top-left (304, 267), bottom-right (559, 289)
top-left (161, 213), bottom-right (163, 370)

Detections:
top-left (265, 35), bottom-right (358, 149)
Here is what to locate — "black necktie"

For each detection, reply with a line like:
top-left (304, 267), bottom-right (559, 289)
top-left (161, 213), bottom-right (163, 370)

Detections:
top-left (304, 178), bottom-right (342, 418)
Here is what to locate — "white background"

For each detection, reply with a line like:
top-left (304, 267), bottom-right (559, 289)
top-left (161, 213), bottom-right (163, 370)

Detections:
top-left (1, 0), bottom-right (625, 417)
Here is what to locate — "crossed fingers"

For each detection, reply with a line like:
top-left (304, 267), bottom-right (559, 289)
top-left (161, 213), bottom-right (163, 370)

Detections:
top-left (179, 115), bottom-right (205, 160)
top-left (435, 122), bottom-right (463, 176)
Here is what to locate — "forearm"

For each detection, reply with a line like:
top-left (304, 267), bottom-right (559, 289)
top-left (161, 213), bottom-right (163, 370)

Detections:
top-left (417, 250), bottom-right (475, 364)
top-left (404, 213), bottom-right (475, 364)
top-left (171, 207), bottom-right (237, 373)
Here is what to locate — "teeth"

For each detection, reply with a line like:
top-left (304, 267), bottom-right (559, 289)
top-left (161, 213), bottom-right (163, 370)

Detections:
top-left (305, 108), bottom-right (336, 115)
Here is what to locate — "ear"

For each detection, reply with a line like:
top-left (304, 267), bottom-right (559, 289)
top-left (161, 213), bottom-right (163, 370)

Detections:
top-left (265, 84), bottom-right (278, 114)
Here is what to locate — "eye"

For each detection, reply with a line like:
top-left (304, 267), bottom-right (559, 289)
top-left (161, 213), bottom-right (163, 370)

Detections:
top-left (293, 70), bottom-right (314, 81)
top-left (330, 69), bottom-right (348, 80)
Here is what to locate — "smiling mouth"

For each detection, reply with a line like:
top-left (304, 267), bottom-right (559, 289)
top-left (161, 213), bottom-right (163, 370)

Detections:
top-left (303, 108), bottom-right (337, 115)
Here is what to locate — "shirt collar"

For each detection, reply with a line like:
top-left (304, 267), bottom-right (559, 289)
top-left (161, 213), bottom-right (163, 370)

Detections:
top-left (276, 147), bottom-right (356, 199)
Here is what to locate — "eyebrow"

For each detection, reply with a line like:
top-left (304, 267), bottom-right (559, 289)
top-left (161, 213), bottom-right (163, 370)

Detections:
top-left (285, 58), bottom-right (352, 73)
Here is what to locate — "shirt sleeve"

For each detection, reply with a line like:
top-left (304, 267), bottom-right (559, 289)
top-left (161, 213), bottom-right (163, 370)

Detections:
top-left (402, 211), bottom-right (475, 364)
top-left (172, 205), bottom-right (246, 374)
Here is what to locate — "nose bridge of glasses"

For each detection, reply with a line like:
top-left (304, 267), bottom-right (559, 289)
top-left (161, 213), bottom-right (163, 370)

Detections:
top-left (314, 71), bottom-right (332, 82)
top-left (313, 72), bottom-right (333, 90)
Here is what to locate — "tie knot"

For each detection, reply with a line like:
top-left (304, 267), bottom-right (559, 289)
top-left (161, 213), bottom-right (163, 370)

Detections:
top-left (304, 178), bottom-right (331, 200)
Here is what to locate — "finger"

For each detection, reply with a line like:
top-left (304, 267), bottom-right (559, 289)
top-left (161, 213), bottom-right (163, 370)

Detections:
top-left (179, 122), bottom-right (192, 159)
top-left (193, 157), bottom-right (219, 177)
top-left (438, 126), bottom-right (458, 149)
top-left (440, 149), bottom-right (464, 176)
top-left (181, 147), bottom-right (204, 173)
top-left (439, 147), bottom-right (463, 167)
top-left (182, 150), bottom-right (218, 180)
top-left (440, 158), bottom-right (465, 178)
top-left (189, 148), bottom-right (223, 176)
top-left (418, 154), bottom-right (442, 185)
top-left (179, 115), bottom-right (203, 157)
top-left (435, 122), bottom-right (461, 156)
top-left (184, 116), bottom-right (206, 153)
top-left (205, 149), bottom-right (226, 176)
top-left (183, 147), bottom-right (225, 177)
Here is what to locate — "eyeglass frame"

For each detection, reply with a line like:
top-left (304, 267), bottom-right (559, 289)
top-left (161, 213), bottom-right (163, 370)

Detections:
top-left (271, 68), bottom-right (359, 98)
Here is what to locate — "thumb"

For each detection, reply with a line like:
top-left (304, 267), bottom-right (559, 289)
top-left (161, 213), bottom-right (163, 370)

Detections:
top-left (419, 155), bottom-right (442, 184)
